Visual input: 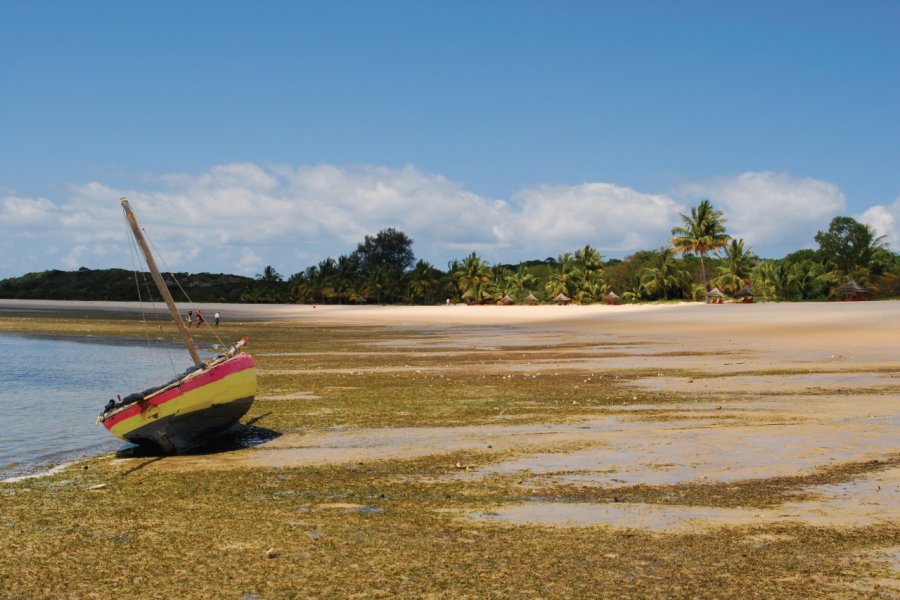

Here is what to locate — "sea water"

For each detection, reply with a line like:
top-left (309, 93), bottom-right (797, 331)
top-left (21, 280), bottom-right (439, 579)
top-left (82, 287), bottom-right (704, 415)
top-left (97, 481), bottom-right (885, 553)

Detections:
top-left (0, 332), bottom-right (189, 480)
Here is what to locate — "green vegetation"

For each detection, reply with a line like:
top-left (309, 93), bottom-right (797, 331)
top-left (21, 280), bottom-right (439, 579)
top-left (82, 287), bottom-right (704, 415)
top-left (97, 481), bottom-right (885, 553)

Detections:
top-left (0, 268), bottom-right (252, 302)
top-left (3, 206), bottom-right (899, 303)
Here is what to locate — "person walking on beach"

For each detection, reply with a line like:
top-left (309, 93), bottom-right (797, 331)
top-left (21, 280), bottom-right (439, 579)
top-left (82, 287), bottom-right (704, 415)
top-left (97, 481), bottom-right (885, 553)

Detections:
top-left (195, 308), bottom-right (205, 327)
top-left (214, 312), bottom-right (220, 328)
top-left (186, 310), bottom-right (193, 327)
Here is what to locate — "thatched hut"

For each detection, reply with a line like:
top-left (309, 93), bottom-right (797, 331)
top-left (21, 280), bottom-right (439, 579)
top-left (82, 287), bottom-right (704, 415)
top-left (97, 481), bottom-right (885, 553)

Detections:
top-left (524, 293), bottom-right (540, 305)
top-left (705, 287), bottom-right (726, 304)
top-left (552, 293), bottom-right (571, 305)
top-left (835, 279), bottom-right (870, 301)
top-left (499, 294), bottom-right (514, 305)
top-left (734, 285), bottom-right (755, 303)
top-left (604, 291), bottom-right (620, 305)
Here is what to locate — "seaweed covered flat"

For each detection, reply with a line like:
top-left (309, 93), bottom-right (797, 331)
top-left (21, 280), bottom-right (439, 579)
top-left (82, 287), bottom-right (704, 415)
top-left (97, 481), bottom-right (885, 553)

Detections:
top-left (1, 301), bottom-right (898, 598)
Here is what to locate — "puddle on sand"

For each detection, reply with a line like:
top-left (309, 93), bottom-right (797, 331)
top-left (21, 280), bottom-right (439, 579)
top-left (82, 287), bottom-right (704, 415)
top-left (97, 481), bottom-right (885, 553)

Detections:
top-left (462, 467), bottom-right (900, 532)
top-left (256, 391), bottom-right (320, 401)
top-left (461, 412), bottom-right (899, 488)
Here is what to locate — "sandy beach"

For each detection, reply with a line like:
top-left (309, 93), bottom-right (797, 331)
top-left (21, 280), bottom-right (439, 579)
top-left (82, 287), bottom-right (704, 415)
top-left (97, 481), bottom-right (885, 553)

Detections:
top-left (1, 299), bottom-right (898, 597)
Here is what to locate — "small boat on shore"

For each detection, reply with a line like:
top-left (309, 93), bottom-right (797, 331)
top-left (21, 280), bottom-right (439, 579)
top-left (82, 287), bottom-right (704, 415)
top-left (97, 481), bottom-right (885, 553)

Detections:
top-left (98, 198), bottom-right (256, 452)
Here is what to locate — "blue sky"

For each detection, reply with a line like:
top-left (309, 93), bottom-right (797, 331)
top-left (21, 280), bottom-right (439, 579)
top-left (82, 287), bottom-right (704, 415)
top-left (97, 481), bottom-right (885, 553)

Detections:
top-left (1, 1), bottom-right (898, 279)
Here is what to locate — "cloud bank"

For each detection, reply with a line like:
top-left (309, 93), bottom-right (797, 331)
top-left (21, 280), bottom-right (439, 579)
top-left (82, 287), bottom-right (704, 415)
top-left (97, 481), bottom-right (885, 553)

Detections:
top-left (0, 164), bottom-right (896, 278)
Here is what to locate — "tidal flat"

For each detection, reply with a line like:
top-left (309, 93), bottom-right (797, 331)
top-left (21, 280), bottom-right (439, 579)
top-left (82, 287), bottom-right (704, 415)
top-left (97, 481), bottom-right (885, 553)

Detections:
top-left (0, 302), bottom-right (898, 598)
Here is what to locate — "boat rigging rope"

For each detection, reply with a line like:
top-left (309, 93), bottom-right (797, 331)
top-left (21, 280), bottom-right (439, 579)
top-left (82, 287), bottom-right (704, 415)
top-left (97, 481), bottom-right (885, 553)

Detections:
top-left (130, 202), bottom-right (230, 352)
top-left (124, 207), bottom-right (181, 378)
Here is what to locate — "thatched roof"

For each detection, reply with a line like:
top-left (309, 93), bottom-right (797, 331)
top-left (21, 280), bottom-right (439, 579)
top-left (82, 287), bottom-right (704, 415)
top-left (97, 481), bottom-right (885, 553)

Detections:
top-left (500, 294), bottom-right (514, 305)
top-left (552, 293), bottom-right (571, 303)
top-left (734, 285), bottom-right (755, 297)
top-left (836, 279), bottom-right (870, 294)
top-left (604, 291), bottom-right (620, 300)
top-left (705, 287), bottom-right (726, 298)
top-left (524, 293), bottom-right (540, 305)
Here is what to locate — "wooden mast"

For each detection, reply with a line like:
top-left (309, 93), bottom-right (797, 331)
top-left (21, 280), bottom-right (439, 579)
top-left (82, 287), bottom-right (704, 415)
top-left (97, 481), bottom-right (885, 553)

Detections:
top-left (121, 197), bottom-right (203, 367)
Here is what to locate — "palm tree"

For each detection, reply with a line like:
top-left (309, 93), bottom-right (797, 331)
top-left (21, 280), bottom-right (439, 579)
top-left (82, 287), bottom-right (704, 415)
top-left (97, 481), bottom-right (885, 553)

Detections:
top-left (316, 257), bottom-right (338, 303)
top-left (505, 265), bottom-right (536, 299)
top-left (454, 253), bottom-right (492, 303)
top-left (752, 260), bottom-right (792, 300)
top-left (407, 259), bottom-right (440, 304)
top-left (639, 247), bottom-right (691, 300)
top-left (671, 199), bottom-right (730, 292)
top-left (575, 245), bottom-right (603, 272)
top-left (575, 270), bottom-right (606, 304)
top-left (295, 265), bottom-right (320, 303)
top-left (331, 254), bottom-right (359, 304)
top-left (713, 238), bottom-right (757, 294)
top-left (544, 253), bottom-right (576, 299)
top-left (362, 264), bottom-right (391, 304)
top-left (788, 260), bottom-right (828, 300)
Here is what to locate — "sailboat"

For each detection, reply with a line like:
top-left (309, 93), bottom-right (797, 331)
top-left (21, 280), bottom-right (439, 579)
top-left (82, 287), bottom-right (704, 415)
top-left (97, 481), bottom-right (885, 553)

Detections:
top-left (98, 198), bottom-right (257, 453)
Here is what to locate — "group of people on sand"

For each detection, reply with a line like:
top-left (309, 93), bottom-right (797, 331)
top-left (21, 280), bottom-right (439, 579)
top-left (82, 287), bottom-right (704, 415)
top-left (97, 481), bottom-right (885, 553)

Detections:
top-left (186, 309), bottom-right (220, 328)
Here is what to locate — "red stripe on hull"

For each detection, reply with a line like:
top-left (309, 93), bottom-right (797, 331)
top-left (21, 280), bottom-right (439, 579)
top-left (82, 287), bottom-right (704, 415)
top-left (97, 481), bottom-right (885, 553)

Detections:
top-left (103, 354), bottom-right (255, 429)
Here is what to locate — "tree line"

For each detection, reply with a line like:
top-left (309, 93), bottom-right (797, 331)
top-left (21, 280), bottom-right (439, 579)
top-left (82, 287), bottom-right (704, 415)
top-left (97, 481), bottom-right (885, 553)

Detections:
top-left (245, 203), bottom-right (899, 304)
top-left (2, 203), bottom-right (898, 303)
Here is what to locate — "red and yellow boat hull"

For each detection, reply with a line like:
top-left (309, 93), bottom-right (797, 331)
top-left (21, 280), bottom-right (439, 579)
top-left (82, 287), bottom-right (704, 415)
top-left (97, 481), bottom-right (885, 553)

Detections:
top-left (101, 353), bottom-right (257, 453)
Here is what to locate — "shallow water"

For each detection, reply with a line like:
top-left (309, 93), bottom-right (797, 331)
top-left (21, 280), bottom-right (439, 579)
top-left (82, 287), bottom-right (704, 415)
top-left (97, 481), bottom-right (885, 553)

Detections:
top-left (462, 467), bottom-right (900, 531)
top-left (0, 332), bottom-right (190, 480)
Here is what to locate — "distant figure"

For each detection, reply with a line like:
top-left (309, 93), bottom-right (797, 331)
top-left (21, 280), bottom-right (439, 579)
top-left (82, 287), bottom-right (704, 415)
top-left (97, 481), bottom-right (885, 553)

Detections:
top-left (186, 310), bottom-right (193, 327)
top-left (214, 311), bottom-right (220, 327)
top-left (195, 308), bottom-right (205, 327)
top-left (446, 298), bottom-right (451, 306)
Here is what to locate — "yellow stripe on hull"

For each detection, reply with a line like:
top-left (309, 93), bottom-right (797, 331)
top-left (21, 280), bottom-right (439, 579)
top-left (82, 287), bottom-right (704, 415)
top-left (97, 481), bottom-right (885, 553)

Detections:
top-left (108, 362), bottom-right (257, 441)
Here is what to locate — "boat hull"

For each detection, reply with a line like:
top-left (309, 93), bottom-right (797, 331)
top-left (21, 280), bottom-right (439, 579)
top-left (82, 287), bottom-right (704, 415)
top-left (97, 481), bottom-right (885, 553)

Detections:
top-left (101, 353), bottom-right (257, 453)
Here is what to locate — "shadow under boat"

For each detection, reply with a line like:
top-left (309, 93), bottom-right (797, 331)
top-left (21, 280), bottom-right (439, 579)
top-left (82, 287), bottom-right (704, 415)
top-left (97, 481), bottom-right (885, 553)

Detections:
top-left (115, 414), bottom-right (281, 459)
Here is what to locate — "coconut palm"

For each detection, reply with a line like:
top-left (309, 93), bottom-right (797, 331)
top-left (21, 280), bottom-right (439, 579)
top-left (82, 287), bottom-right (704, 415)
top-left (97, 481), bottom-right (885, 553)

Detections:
top-left (330, 254), bottom-right (359, 304)
top-left (407, 259), bottom-right (440, 304)
top-left (713, 238), bottom-right (757, 294)
top-left (544, 253), bottom-right (576, 299)
top-left (575, 245), bottom-right (603, 272)
top-left (752, 260), bottom-right (792, 300)
top-left (454, 253), bottom-right (492, 303)
top-left (505, 265), bottom-right (537, 299)
top-left (639, 247), bottom-right (691, 300)
top-left (671, 199), bottom-right (730, 291)
top-left (787, 260), bottom-right (828, 300)
top-left (575, 270), bottom-right (606, 304)
top-left (362, 265), bottom-right (391, 304)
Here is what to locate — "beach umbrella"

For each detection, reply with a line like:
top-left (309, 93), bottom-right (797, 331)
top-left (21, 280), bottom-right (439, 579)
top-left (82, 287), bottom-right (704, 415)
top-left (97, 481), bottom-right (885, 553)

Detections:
top-left (524, 293), bottom-right (540, 305)
top-left (734, 285), bottom-right (755, 297)
top-left (604, 291), bottom-right (620, 305)
top-left (552, 293), bottom-right (571, 305)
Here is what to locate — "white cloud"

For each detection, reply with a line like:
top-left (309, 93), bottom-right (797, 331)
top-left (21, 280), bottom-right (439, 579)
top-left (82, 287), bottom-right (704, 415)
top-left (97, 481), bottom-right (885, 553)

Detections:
top-left (0, 195), bottom-right (59, 229)
top-left (0, 164), bottom-right (892, 279)
top-left (235, 247), bottom-right (263, 276)
top-left (500, 183), bottom-right (681, 258)
top-left (61, 245), bottom-right (88, 270)
top-left (858, 197), bottom-right (900, 250)
top-left (676, 172), bottom-right (847, 254)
